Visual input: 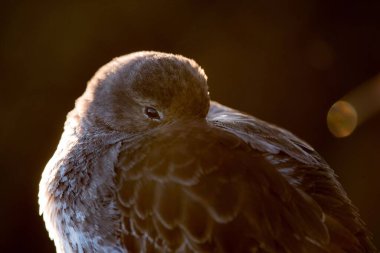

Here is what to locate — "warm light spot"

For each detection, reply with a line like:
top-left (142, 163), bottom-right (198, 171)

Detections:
top-left (327, 100), bottom-right (358, 138)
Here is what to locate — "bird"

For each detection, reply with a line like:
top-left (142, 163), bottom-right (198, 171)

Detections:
top-left (39, 51), bottom-right (376, 253)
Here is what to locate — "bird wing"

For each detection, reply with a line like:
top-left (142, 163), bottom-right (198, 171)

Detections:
top-left (116, 122), bottom-right (334, 253)
top-left (207, 101), bottom-right (326, 168)
top-left (206, 101), bottom-right (375, 253)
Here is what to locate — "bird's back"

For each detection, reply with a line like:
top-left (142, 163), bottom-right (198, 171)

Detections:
top-left (116, 103), bottom-right (376, 252)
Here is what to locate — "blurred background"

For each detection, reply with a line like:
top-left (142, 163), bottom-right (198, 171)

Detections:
top-left (1, 0), bottom-right (379, 251)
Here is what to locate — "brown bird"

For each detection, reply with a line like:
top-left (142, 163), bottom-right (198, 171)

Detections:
top-left (39, 51), bottom-right (376, 253)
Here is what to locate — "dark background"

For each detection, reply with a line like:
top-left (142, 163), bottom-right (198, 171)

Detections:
top-left (1, 0), bottom-right (379, 252)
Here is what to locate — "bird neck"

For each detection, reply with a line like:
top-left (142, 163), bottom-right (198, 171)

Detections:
top-left (39, 114), bottom-right (126, 253)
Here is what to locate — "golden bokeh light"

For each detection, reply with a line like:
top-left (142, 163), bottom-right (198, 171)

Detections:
top-left (327, 100), bottom-right (358, 138)
top-left (327, 74), bottom-right (380, 138)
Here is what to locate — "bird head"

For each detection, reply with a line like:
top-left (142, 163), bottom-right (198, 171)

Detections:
top-left (75, 51), bottom-right (210, 133)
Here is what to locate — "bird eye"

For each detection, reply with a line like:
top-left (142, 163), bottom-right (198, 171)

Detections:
top-left (144, 106), bottom-right (161, 120)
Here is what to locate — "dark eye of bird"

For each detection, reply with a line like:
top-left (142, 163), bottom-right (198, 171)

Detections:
top-left (144, 107), bottom-right (161, 120)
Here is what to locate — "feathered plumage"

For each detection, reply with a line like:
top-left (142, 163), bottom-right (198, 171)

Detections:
top-left (39, 51), bottom-right (376, 253)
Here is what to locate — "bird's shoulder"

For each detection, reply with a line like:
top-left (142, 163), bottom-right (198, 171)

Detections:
top-left (207, 101), bottom-right (326, 168)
